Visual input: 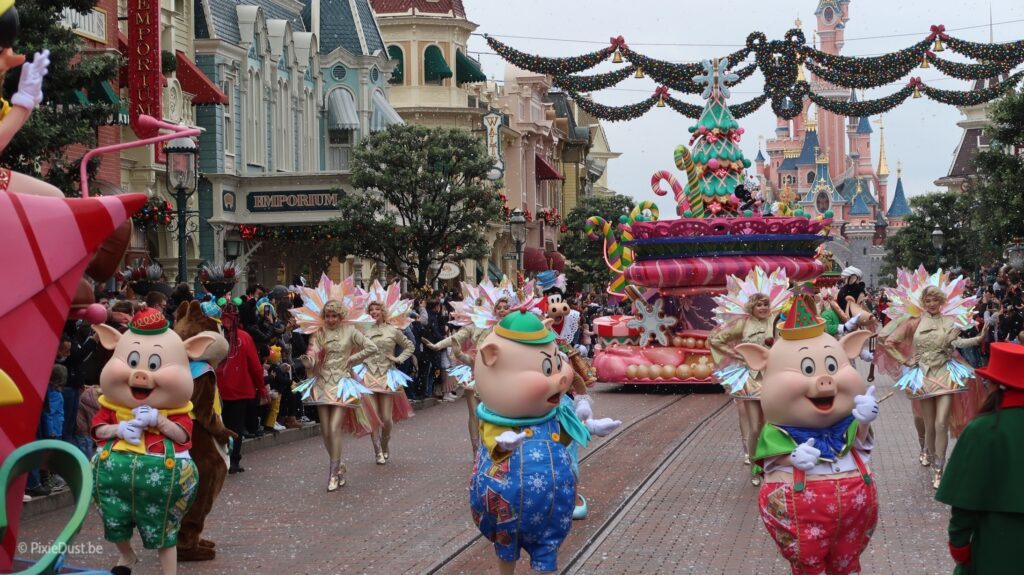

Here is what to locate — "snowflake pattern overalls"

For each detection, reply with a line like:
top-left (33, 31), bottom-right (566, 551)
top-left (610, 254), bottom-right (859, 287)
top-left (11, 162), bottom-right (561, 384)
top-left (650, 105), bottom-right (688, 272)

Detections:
top-left (469, 416), bottom-right (576, 573)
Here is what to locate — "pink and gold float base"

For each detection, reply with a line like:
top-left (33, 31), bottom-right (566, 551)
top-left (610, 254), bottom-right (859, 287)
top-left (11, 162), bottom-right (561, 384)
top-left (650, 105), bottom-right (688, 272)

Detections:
top-left (593, 331), bottom-right (717, 385)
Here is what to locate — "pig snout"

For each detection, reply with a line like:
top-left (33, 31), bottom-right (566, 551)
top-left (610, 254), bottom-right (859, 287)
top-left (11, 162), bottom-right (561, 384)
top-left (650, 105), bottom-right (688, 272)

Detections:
top-left (811, 375), bottom-right (835, 396)
top-left (131, 370), bottom-right (153, 388)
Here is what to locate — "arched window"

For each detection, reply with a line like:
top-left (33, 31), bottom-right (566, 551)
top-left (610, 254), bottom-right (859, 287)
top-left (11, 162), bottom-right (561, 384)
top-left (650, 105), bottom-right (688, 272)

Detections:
top-left (387, 45), bottom-right (403, 85)
top-left (806, 171), bottom-right (815, 184)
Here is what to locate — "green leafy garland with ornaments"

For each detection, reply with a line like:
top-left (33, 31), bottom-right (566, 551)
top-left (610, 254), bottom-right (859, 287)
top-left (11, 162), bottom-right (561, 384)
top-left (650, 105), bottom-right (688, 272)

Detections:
top-left (485, 23), bottom-right (1024, 121)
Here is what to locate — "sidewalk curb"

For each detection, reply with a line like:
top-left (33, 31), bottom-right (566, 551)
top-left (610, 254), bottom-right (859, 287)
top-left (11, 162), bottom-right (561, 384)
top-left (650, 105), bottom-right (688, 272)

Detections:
top-left (22, 397), bottom-right (446, 520)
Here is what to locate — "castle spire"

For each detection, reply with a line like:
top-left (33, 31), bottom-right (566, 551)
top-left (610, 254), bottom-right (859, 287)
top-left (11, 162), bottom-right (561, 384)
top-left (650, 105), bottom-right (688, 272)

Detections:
top-left (876, 116), bottom-right (890, 177)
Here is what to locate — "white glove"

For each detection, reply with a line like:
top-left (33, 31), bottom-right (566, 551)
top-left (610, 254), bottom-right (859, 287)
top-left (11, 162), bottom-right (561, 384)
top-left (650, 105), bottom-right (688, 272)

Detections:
top-left (574, 395), bottom-right (594, 421)
top-left (585, 417), bottom-right (621, 437)
top-left (495, 430), bottom-right (528, 452)
top-left (859, 348), bottom-right (874, 362)
top-left (839, 314), bottom-right (861, 335)
top-left (11, 50), bottom-right (50, 111)
top-left (790, 438), bottom-right (820, 471)
top-left (852, 385), bottom-right (879, 425)
top-left (116, 421), bottom-right (143, 445)
top-left (132, 405), bottom-right (160, 428)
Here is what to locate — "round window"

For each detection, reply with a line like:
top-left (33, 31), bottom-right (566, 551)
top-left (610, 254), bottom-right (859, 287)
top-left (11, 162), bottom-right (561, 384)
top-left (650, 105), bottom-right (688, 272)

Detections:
top-left (370, 67), bottom-right (380, 83)
top-left (332, 65), bottom-right (347, 81)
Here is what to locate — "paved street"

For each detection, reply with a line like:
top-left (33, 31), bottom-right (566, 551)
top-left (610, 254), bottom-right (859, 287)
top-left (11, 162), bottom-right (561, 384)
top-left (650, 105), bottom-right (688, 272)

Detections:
top-left (20, 367), bottom-right (956, 574)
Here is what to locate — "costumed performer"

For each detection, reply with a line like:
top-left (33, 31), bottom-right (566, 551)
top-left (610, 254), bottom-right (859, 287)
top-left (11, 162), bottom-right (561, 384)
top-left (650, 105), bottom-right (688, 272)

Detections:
top-left (709, 267), bottom-right (790, 485)
top-left (877, 266), bottom-right (988, 489)
top-left (356, 280), bottom-right (415, 465)
top-left (739, 296), bottom-right (878, 575)
top-left (470, 311), bottom-right (590, 574)
top-left (936, 343), bottom-right (1024, 575)
top-left (291, 274), bottom-right (380, 491)
top-left (425, 277), bottom-right (529, 455)
top-left (173, 301), bottom-right (233, 562)
top-left (90, 309), bottom-right (218, 575)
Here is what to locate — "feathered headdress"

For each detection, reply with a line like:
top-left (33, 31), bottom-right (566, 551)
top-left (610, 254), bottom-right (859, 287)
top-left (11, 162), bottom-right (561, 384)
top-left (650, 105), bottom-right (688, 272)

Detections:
top-left (366, 279), bottom-right (414, 330)
top-left (289, 273), bottom-right (373, 334)
top-left (450, 276), bottom-right (541, 329)
top-left (712, 267), bottom-right (791, 325)
top-left (883, 265), bottom-right (977, 329)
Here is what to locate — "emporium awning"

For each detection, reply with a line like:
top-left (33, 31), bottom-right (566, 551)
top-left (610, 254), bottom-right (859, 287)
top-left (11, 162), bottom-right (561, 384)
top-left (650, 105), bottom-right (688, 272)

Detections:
top-left (371, 90), bottom-right (404, 132)
top-left (327, 89), bottom-right (360, 130)
top-left (456, 49), bottom-right (486, 84)
top-left (535, 154), bottom-right (564, 180)
top-left (175, 51), bottom-right (228, 105)
top-left (424, 45), bottom-right (453, 82)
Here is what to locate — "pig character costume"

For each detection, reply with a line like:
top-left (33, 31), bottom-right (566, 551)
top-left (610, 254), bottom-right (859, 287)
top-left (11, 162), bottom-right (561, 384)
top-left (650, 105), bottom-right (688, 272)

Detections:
top-left (90, 308), bottom-right (218, 575)
top-left (469, 311), bottom-right (592, 574)
top-left (739, 297), bottom-right (879, 575)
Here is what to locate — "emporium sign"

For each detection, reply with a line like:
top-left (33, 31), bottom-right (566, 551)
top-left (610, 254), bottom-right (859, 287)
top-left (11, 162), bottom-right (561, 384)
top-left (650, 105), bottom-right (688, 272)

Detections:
top-left (246, 191), bottom-right (340, 212)
top-left (128, 0), bottom-right (161, 138)
top-left (482, 111), bottom-right (505, 177)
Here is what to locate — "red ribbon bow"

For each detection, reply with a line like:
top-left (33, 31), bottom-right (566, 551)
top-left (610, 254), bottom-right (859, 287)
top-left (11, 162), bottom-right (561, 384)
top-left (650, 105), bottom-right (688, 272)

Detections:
top-left (908, 77), bottom-right (924, 88)
top-left (653, 85), bottom-right (670, 99)
top-left (609, 36), bottom-right (627, 50)
top-left (926, 50), bottom-right (936, 59)
top-left (927, 24), bottom-right (948, 42)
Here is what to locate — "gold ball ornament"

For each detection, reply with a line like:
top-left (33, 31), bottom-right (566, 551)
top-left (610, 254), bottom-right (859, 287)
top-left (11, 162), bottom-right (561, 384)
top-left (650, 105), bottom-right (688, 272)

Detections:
top-left (648, 365), bottom-right (663, 379)
top-left (671, 336), bottom-right (685, 347)
top-left (636, 365), bottom-right (651, 380)
top-left (675, 364), bottom-right (691, 379)
top-left (693, 364), bottom-right (711, 379)
top-left (625, 365), bottom-right (638, 379)
top-left (683, 337), bottom-right (696, 349)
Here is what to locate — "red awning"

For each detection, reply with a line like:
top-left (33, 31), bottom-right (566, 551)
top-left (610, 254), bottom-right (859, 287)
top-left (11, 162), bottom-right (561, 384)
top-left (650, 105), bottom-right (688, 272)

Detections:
top-left (546, 251), bottom-right (565, 272)
top-left (535, 154), bottom-right (564, 180)
top-left (175, 51), bottom-right (228, 105)
top-left (523, 247), bottom-right (549, 272)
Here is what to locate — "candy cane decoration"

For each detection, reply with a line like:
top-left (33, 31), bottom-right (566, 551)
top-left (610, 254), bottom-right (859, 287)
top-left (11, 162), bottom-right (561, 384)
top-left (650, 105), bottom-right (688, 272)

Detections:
top-left (629, 200), bottom-right (660, 222)
top-left (650, 170), bottom-right (683, 207)
top-left (586, 216), bottom-right (631, 296)
top-left (673, 145), bottom-right (705, 218)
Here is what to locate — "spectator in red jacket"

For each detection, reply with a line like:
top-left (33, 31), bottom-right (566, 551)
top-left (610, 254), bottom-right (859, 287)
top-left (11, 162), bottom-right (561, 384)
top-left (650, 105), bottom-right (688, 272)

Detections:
top-left (215, 303), bottom-right (267, 474)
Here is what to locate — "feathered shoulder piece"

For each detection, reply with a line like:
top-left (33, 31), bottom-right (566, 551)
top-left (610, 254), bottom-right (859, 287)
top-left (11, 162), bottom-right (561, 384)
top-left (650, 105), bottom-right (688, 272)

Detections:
top-left (712, 267), bottom-right (791, 325)
top-left (289, 273), bottom-right (373, 335)
top-left (367, 279), bottom-right (414, 330)
top-left (883, 265), bottom-right (977, 329)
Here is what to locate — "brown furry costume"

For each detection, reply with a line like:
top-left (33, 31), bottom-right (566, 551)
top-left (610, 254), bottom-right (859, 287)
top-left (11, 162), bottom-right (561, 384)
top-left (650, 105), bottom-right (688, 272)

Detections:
top-left (174, 301), bottom-right (233, 561)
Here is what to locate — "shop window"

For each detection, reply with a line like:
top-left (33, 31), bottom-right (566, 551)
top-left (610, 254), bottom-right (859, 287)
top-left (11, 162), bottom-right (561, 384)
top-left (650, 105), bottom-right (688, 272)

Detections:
top-left (328, 129), bottom-right (353, 170)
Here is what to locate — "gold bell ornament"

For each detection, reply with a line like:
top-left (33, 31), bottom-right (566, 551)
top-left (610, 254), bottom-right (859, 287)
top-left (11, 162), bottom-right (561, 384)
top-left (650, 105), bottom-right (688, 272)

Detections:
top-left (635, 67), bottom-right (645, 79)
top-left (612, 50), bottom-right (623, 64)
top-left (657, 96), bottom-right (666, 108)
top-left (920, 53), bottom-right (930, 68)
top-left (912, 86), bottom-right (922, 98)
top-left (933, 36), bottom-right (945, 52)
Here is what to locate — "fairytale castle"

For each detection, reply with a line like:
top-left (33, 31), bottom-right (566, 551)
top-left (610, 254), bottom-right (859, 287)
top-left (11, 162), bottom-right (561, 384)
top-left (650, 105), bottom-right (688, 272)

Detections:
top-left (754, 0), bottom-right (911, 287)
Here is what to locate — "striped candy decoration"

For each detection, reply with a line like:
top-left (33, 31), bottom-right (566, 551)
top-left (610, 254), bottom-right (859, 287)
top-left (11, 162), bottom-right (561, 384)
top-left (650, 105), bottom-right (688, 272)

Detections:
top-left (673, 145), bottom-right (705, 218)
top-left (0, 191), bottom-right (146, 568)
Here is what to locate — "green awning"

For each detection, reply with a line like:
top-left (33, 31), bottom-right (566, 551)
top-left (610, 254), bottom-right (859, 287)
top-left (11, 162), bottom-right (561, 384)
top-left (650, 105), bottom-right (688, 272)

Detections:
top-left (73, 90), bottom-right (89, 106)
top-left (93, 81), bottom-right (120, 105)
top-left (424, 45), bottom-right (452, 82)
top-left (456, 50), bottom-right (486, 85)
top-left (387, 45), bottom-right (403, 84)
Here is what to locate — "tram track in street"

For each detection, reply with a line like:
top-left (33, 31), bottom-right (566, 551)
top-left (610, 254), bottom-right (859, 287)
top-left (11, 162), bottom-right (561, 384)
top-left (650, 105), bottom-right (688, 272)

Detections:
top-left (423, 391), bottom-right (732, 574)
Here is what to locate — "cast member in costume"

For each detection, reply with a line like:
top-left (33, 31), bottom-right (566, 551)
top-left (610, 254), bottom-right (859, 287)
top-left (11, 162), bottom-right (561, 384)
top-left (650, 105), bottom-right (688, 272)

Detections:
top-left (91, 309), bottom-right (218, 575)
top-left (936, 343), bottom-right (1024, 575)
top-left (426, 277), bottom-right (536, 454)
top-left (173, 301), bottom-right (232, 562)
top-left (739, 297), bottom-right (878, 575)
top-left (470, 312), bottom-right (592, 574)
top-left (357, 280), bottom-right (415, 464)
top-left (878, 266), bottom-right (988, 488)
top-left (710, 267), bottom-right (790, 485)
top-left (291, 275), bottom-right (380, 491)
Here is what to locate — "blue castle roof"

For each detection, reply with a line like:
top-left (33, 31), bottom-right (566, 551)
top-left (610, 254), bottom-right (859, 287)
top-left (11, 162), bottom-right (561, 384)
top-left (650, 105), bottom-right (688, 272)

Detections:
top-left (794, 128), bottom-right (820, 166)
top-left (849, 193), bottom-right (871, 216)
top-left (856, 115), bottom-right (873, 134)
top-left (886, 176), bottom-right (911, 217)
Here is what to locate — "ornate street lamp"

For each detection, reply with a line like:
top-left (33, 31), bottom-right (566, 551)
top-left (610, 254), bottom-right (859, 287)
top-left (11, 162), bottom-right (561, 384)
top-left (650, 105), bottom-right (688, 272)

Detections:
top-left (931, 226), bottom-right (945, 268)
top-left (509, 208), bottom-right (527, 272)
top-left (165, 136), bottom-right (199, 283)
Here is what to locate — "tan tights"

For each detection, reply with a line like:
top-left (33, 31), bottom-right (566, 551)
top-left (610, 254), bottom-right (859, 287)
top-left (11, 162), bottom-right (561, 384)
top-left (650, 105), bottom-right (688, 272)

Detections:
top-left (370, 393), bottom-right (395, 455)
top-left (317, 404), bottom-right (348, 464)
top-left (737, 399), bottom-right (764, 463)
top-left (919, 394), bottom-right (952, 468)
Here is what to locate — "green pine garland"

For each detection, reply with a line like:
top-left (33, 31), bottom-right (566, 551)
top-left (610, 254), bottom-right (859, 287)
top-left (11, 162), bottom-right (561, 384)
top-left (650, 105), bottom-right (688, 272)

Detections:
top-left (664, 93), bottom-right (768, 119)
top-left (926, 52), bottom-right (1020, 80)
top-left (484, 34), bottom-right (611, 75)
top-left (808, 86), bottom-right (914, 116)
top-left (921, 70), bottom-right (1024, 105)
top-left (565, 89), bottom-right (658, 122)
top-left (805, 54), bottom-right (921, 89)
top-left (800, 40), bottom-right (931, 74)
top-left (553, 66), bottom-right (637, 92)
top-left (945, 36), bottom-right (1024, 62)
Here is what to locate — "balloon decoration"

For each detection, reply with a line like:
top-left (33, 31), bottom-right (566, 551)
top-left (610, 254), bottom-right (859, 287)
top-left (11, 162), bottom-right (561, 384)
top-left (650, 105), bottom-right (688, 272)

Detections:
top-left (484, 24), bottom-right (1024, 122)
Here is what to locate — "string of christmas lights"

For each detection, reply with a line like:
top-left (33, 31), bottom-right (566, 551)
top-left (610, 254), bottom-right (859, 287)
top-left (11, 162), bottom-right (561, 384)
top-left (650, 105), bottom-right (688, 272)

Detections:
top-left (945, 36), bottom-right (1024, 62)
top-left (926, 51), bottom-right (1021, 80)
top-left (484, 34), bottom-right (612, 75)
top-left (807, 86), bottom-right (914, 116)
top-left (564, 88), bottom-right (660, 121)
top-left (921, 69), bottom-right (1024, 105)
top-left (664, 93), bottom-right (769, 119)
top-left (553, 66), bottom-right (638, 92)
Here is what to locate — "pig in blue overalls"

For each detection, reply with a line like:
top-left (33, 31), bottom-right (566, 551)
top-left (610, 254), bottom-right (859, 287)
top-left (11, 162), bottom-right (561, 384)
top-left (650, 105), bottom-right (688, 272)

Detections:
top-left (470, 401), bottom-right (590, 572)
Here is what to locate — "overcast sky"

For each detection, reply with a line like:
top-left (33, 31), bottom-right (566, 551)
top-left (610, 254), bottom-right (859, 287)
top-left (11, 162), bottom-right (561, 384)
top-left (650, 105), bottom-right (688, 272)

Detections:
top-left (465, 0), bottom-right (1024, 218)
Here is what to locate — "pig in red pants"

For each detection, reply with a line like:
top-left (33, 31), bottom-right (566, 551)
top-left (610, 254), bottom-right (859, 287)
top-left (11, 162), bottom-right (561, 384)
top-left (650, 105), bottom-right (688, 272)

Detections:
top-left (759, 473), bottom-right (878, 575)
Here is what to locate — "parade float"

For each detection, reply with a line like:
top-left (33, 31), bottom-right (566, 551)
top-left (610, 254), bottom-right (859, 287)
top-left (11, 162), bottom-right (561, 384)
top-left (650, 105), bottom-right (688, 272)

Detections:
top-left (583, 59), bottom-right (832, 386)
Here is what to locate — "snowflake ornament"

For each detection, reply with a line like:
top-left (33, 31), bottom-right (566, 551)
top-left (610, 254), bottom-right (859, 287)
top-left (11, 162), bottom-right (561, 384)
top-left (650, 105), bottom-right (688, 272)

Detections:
top-left (627, 297), bottom-right (678, 347)
top-left (694, 58), bottom-right (739, 100)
